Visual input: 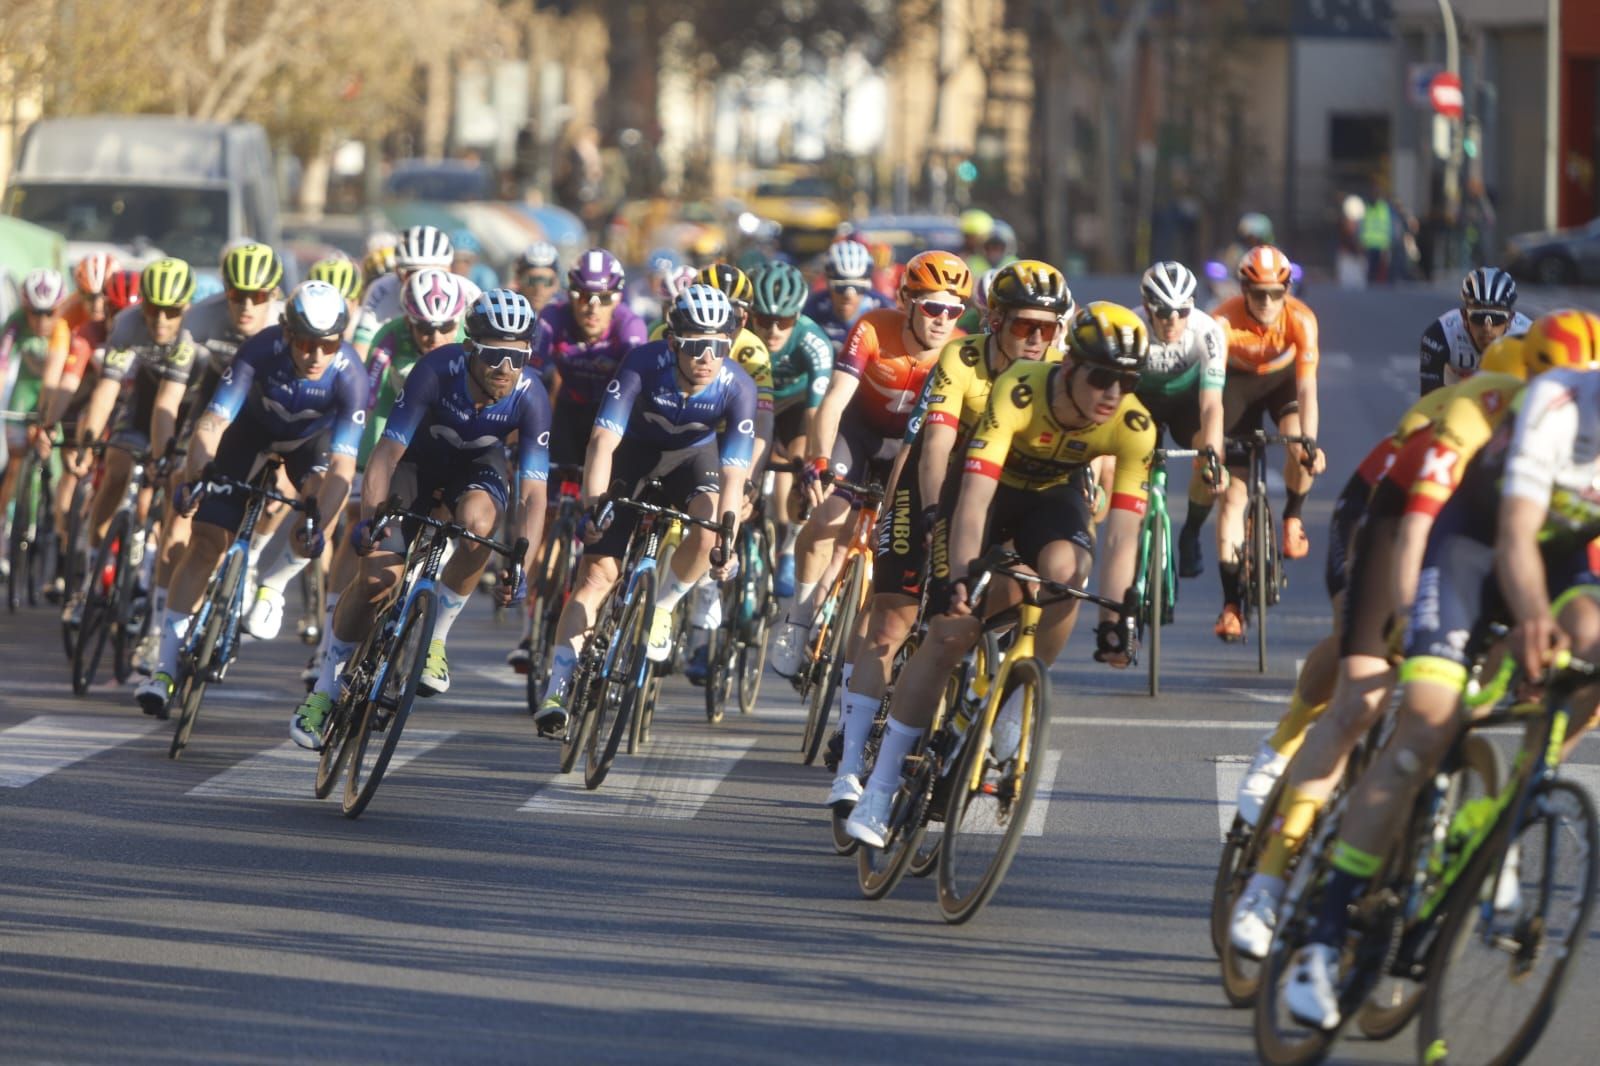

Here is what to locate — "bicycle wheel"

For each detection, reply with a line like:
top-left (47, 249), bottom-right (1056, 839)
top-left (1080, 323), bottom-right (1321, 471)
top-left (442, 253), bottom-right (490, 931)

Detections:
top-left (70, 516), bottom-right (127, 695)
top-left (937, 656), bottom-right (1051, 924)
top-left (584, 568), bottom-right (654, 790)
top-left (343, 587), bottom-right (437, 818)
top-left (802, 556), bottom-right (864, 765)
top-left (111, 522), bottom-right (148, 685)
top-left (59, 481), bottom-right (91, 660)
top-left (558, 611), bottom-right (615, 775)
top-left (314, 686), bottom-right (361, 800)
top-left (7, 451), bottom-right (35, 613)
top-left (169, 552), bottom-right (243, 756)
top-left (704, 594), bottom-right (738, 725)
top-left (857, 755), bottom-right (934, 901)
top-left (1417, 778), bottom-right (1598, 1066)
top-left (297, 557), bottom-right (325, 645)
top-left (1252, 491), bottom-right (1271, 672)
top-left (1216, 776), bottom-right (1292, 1007)
top-left (1146, 515), bottom-right (1167, 698)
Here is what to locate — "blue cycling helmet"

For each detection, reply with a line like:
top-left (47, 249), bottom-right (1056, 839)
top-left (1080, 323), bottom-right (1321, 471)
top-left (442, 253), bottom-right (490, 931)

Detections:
top-left (466, 288), bottom-right (536, 341)
top-left (667, 284), bottom-right (735, 336)
top-left (451, 228), bottom-right (482, 256)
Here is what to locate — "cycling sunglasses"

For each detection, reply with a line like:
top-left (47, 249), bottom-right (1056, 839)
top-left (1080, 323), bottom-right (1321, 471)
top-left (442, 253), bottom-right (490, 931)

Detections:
top-left (914, 297), bottom-right (965, 321)
top-left (675, 336), bottom-right (731, 363)
top-left (143, 303), bottom-right (185, 320)
top-left (1147, 304), bottom-right (1192, 321)
top-left (291, 335), bottom-right (342, 356)
top-left (1083, 366), bottom-right (1140, 392)
top-left (829, 281), bottom-right (866, 296)
top-left (472, 340), bottom-right (530, 371)
top-left (227, 288), bottom-right (274, 306)
top-left (570, 289), bottom-right (620, 307)
top-left (1245, 286), bottom-right (1287, 302)
top-left (1006, 317), bottom-right (1060, 342)
top-left (411, 318), bottom-right (458, 336)
top-left (521, 271), bottom-right (559, 288)
top-left (1467, 309), bottom-right (1511, 327)
top-left (752, 312), bottom-right (797, 331)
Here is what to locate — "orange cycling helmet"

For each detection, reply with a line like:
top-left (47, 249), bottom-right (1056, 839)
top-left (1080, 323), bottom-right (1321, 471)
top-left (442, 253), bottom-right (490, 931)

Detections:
top-left (1237, 245), bottom-right (1293, 287)
top-left (74, 251), bottom-right (120, 295)
top-left (1519, 309), bottom-right (1600, 377)
top-left (902, 249), bottom-right (973, 299)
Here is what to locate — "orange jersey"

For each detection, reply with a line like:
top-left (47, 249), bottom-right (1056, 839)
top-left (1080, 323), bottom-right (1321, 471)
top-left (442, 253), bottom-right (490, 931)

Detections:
top-left (836, 308), bottom-right (957, 438)
top-left (67, 320), bottom-right (102, 380)
top-left (1215, 294), bottom-right (1319, 381)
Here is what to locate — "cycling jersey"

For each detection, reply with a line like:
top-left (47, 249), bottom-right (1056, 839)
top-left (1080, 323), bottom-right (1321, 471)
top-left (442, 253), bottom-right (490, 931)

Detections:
top-left (963, 360), bottom-right (1157, 513)
top-left (768, 316), bottom-right (833, 414)
top-left (1418, 308), bottom-right (1533, 394)
top-left (1495, 369), bottom-right (1600, 555)
top-left (1136, 306), bottom-right (1228, 398)
top-left (1382, 373), bottom-right (1521, 518)
top-left (99, 307), bottom-right (202, 437)
top-left (594, 341), bottom-right (757, 471)
top-left (358, 316), bottom-right (466, 465)
top-left (1214, 294), bottom-right (1319, 380)
top-left (646, 322), bottom-right (775, 415)
top-left (0, 310), bottom-right (71, 415)
top-left (532, 301), bottom-right (648, 407)
top-left (835, 308), bottom-right (947, 440)
top-left (804, 287), bottom-right (894, 350)
top-left (183, 293), bottom-right (283, 375)
top-left (205, 326), bottom-right (369, 460)
top-left (355, 273), bottom-right (483, 350)
top-left (382, 347), bottom-right (551, 485)
top-left (906, 334), bottom-right (1064, 447)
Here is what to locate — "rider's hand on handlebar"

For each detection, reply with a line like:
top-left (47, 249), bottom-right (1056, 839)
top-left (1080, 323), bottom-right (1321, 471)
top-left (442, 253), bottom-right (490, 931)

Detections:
top-left (1298, 439), bottom-right (1325, 476)
top-left (801, 456), bottom-right (833, 510)
top-left (1509, 615), bottom-right (1569, 680)
top-left (172, 478), bottom-right (207, 517)
top-left (348, 516), bottom-right (391, 557)
top-left (1092, 619), bottom-right (1136, 668)
top-left (290, 521), bottom-right (325, 559)
top-left (495, 566), bottom-right (527, 608)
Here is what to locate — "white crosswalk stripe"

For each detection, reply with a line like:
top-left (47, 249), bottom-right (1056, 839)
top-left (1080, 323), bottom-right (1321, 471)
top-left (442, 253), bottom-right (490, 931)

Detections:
top-left (187, 730), bottom-right (456, 800)
top-left (1211, 754), bottom-right (1252, 842)
top-left (957, 749), bottom-right (1064, 838)
top-left (0, 714), bottom-right (159, 788)
top-left (521, 734), bottom-right (756, 820)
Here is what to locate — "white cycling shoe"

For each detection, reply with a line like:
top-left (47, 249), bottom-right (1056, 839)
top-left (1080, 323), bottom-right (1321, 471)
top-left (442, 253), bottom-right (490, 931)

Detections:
top-left (988, 688), bottom-right (1025, 762)
top-left (1229, 880), bottom-right (1283, 960)
top-left (826, 772), bottom-right (863, 810)
top-left (767, 619), bottom-right (807, 678)
top-left (245, 587), bottom-right (285, 640)
top-left (1285, 943), bottom-right (1342, 1031)
top-left (1236, 740), bottom-right (1289, 828)
top-left (844, 786), bottom-right (894, 848)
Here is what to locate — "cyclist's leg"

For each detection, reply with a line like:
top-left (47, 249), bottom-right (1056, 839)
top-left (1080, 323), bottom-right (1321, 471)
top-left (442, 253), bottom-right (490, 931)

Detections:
top-left (87, 442), bottom-right (135, 547)
top-left (1273, 390), bottom-right (1314, 556)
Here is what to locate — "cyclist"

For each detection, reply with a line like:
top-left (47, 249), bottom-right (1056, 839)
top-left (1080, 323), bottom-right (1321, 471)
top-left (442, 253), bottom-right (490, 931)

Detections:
top-left (60, 252), bottom-right (120, 332)
top-left (534, 285), bottom-right (756, 736)
top-left (511, 242), bottom-right (562, 312)
top-left (804, 239), bottom-right (894, 352)
top-left (844, 302), bottom-right (1156, 845)
top-left (0, 269), bottom-right (73, 576)
top-left (1418, 266), bottom-right (1532, 394)
top-left (307, 256), bottom-right (365, 341)
top-left (134, 281), bottom-right (368, 717)
top-left (1211, 244), bottom-right (1325, 641)
top-left (1133, 261), bottom-right (1229, 578)
top-left (362, 237), bottom-right (398, 289)
top-left (279, 269), bottom-right (467, 666)
top-left (450, 228), bottom-right (500, 292)
top-left (353, 225), bottom-right (458, 356)
top-left (957, 208), bottom-right (996, 274)
top-left (747, 261), bottom-right (833, 598)
top-left (1286, 318), bottom-right (1600, 1030)
top-left (768, 250), bottom-right (972, 680)
top-left (292, 289), bottom-right (548, 749)
top-left (827, 260), bottom-right (1071, 810)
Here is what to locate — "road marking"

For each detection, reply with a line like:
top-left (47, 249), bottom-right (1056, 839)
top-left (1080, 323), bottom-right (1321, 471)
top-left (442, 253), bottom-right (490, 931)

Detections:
top-left (0, 714), bottom-right (160, 788)
top-left (1058, 715), bottom-right (1272, 729)
top-left (1212, 754), bottom-right (1252, 842)
top-left (955, 749), bottom-right (1063, 837)
top-left (187, 729), bottom-right (455, 800)
top-left (1321, 351), bottom-right (1354, 373)
top-left (470, 666), bottom-right (524, 689)
top-left (520, 735), bottom-right (755, 820)
top-left (1223, 689), bottom-right (1288, 705)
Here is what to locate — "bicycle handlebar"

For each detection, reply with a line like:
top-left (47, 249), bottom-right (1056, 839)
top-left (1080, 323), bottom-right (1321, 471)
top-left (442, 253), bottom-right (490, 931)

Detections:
top-left (965, 547), bottom-right (1135, 618)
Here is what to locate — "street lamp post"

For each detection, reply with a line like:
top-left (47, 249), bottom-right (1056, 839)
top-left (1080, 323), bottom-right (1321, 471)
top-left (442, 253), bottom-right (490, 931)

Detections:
top-left (1436, 0), bottom-right (1463, 271)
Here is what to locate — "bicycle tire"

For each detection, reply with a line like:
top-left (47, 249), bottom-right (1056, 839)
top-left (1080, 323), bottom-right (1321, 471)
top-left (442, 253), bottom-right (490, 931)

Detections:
top-left (111, 520), bottom-right (148, 685)
top-left (169, 552), bottom-right (243, 757)
top-left (27, 461), bottom-right (54, 608)
top-left (704, 623), bottom-right (731, 726)
top-left (71, 514), bottom-right (128, 694)
top-left (802, 556), bottom-right (863, 766)
top-left (1217, 780), bottom-right (1296, 1007)
top-left (7, 450), bottom-right (34, 613)
top-left (558, 617), bottom-right (613, 775)
top-left (1252, 492), bottom-right (1270, 673)
top-left (343, 587), bottom-right (437, 818)
top-left (1146, 515), bottom-right (1167, 698)
top-left (1416, 777), bottom-right (1598, 1066)
top-left (59, 481), bottom-right (91, 660)
top-left (585, 568), bottom-right (654, 790)
top-left (937, 656), bottom-right (1051, 924)
top-left (314, 687), bottom-right (360, 800)
top-left (857, 759), bottom-right (933, 901)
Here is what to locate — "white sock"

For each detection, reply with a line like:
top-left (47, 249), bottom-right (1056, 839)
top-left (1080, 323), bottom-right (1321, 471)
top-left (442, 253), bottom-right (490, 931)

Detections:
top-left (260, 551), bottom-right (312, 596)
top-left (656, 572), bottom-right (695, 613)
top-left (316, 590), bottom-right (341, 660)
top-left (865, 718), bottom-right (922, 794)
top-left (792, 580), bottom-right (818, 624)
top-left (248, 528), bottom-right (275, 571)
top-left (316, 637), bottom-right (356, 698)
top-left (840, 662), bottom-right (854, 691)
top-left (839, 689), bottom-right (878, 777)
top-left (547, 645), bottom-right (577, 699)
top-left (433, 587), bottom-right (469, 643)
top-left (780, 526), bottom-right (799, 554)
top-left (1244, 872), bottom-right (1286, 901)
top-left (156, 608), bottom-right (190, 678)
top-left (689, 578), bottom-right (721, 628)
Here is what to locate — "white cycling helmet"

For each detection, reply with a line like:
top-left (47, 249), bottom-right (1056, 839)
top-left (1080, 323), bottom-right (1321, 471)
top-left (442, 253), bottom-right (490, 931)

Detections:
top-left (657, 265), bottom-right (698, 302)
top-left (1461, 266), bottom-right (1517, 312)
top-left (21, 268), bottom-right (66, 313)
top-left (516, 241), bottom-right (560, 273)
top-left (824, 240), bottom-right (873, 282)
top-left (1140, 261), bottom-right (1199, 312)
top-left (282, 280), bottom-right (350, 341)
top-left (401, 268), bottom-right (468, 328)
top-left (667, 284), bottom-right (735, 336)
top-left (973, 267), bottom-right (999, 314)
top-left (466, 288), bottom-right (537, 342)
top-left (395, 225), bottom-right (454, 271)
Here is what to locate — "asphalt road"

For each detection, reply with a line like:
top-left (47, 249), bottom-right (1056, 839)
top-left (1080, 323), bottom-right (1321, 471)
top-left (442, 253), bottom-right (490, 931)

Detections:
top-left (3, 280), bottom-right (1598, 1065)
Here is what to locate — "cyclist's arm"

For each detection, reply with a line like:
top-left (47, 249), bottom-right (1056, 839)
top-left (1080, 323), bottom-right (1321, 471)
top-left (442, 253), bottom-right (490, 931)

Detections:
top-left (149, 339), bottom-right (199, 462)
top-left (37, 322), bottom-right (71, 419)
top-left (1197, 317), bottom-right (1227, 457)
top-left (812, 317), bottom-right (874, 461)
top-left (77, 372), bottom-right (122, 445)
top-left (1098, 413), bottom-right (1157, 623)
top-left (1495, 495), bottom-right (1552, 646)
top-left (917, 422), bottom-right (957, 508)
top-left (313, 355), bottom-right (369, 525)
top-left (361, 439), bottom-right (404, 522)
top-left (1291, 308), bottom-right (1320, 447)
top-left (512, 383), bottom-right (552, 577)
top-left (185, 357), bottom-right (255, 478)
top-left (715, 374), bottom-right (758, 544)
top-left (1419, 321), bottom-right (1449, 395)
top-left (947, 470), bottom-right (998, 585)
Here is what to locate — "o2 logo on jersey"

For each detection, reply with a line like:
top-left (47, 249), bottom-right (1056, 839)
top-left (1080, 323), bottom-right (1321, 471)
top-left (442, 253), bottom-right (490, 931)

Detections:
top-left (351, 409), bottom-right (367, 426)
top-left (606, 378), bottom-right (622, 396)
top-left (537, 431), bottom-right (550, 447)
top-left (737, 419), bottom-right (755, 436)
top-left (811, 377), bottom-right (828, 396)
top-left (1011, 382), bottom-right (1034, 409)
top-left (1123, 409), bottom-right (1151, 433)
top-left (220, 367), bottom-right (234, 387)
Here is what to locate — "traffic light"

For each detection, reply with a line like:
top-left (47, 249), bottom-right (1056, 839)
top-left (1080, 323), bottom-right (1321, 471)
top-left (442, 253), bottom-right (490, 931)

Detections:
top-left (956, 159), bottom-right (978, 184)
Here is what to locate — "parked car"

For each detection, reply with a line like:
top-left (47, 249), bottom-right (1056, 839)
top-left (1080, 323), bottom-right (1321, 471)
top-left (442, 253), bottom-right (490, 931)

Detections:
top-left (1506, 218), bottom-right (1600, 285)
top-left (383, 159), bottom-right (494, 203)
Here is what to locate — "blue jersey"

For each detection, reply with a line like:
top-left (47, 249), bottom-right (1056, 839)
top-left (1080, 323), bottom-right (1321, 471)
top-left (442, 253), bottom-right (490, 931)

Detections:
top-left (381, 346), bottom-right (551, 484)
top-left (205, 326), bottom-right (369, 459)
top-left (595, 341), bottom-right (757, 470)
top-left (803, 288), bottom-right (894, 350)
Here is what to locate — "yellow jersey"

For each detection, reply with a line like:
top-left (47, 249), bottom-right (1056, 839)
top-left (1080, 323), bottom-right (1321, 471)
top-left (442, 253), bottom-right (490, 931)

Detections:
top-left (1389, 372), bottom-right (1522, 517)
top-left (963, 360), bottom-right (1157, 514)
top-left (915, 334), bottom-right (1064, 447)
top-left (648, 322), bottom-right (774, 412)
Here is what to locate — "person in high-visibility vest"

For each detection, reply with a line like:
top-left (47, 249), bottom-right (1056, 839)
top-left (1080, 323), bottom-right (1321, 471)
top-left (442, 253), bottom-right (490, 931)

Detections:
top-left (1361, 195), bottom-right (1393, 284)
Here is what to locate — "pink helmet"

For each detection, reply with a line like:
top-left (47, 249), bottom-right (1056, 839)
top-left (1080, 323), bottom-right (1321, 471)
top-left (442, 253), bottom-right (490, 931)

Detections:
top-left (401, 268), bottom-right (468, 328)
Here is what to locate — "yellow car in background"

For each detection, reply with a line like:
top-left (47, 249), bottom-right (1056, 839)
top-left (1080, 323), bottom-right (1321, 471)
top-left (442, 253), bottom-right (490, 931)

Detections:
top-left (747, 169), bottom-right (843, 258)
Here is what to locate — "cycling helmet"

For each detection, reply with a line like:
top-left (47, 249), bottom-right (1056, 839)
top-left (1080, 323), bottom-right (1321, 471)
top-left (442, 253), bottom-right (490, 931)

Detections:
top-left (1237, 245), bottom-right (1294, 287)
top-left (1140, 261), bottom-right (1198, 312)
top-left (973, 268), bottom-right (998, 313)
top-left (750, 261), bottom-right (809, 318)
top-left (395, 225), bottom-right (454, 270)
top-left (73, 252), bottom-right (119, 296)
top-left (104, 269), bottom-right (141, 314)
top-left (568, 248), bottom-right (626, 293)
top-left (689, 231), bottom-right (724, 261)
top-left (367, 230), bottom-right (399, 254)
top-left (1520, 309), bottom-right (1600, 377)
top-left (656, 265), bottom-right (698, 302)
top-left (902, 250), bottom-right (973, 298)
top-left (20, 268), bottom-right (66, 313)
top-left (364, 242), bottom-right (398, 279)
top-left (465, 288), bottom-right (536, 342)
top-left (1067, 302), bottom-right (1149, 372)
top-left (401, 268), bottom-right (468, 328)
top-left (667, 284), bottom-right (736, 336)
top-left (308, 256), bottom-right (364, 303)
top-left (281, 280), bottom-right (350, 341)
top-left (1237, 212), bottom-right (1276, 246)
top-left (450, 228), bottom-right (481, 256)
top-left (824, 239), bottom-right (873, 282)
top-left (988, 259), bottom-right (1072, 315)
top-left (221, 242), bottom-right (283, 293)
top-left (1461, 266), bottom-right (1517, 311)
top-left (516, 241), bottom-right (560, 273)
top-left (958, 208), bottom-right (995, 239)
top-left (696, 263), bottom-right (754, 309)
top-left (646, 248), bottom-right (679, 275)
top-left (139, 258), bottom-right (196, 308)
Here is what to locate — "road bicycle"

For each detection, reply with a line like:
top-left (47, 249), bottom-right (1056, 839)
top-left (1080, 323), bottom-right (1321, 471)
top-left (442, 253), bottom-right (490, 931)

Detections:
top-left (1229, 430), bottom-right (1315, 672)
top-left (5, 416), bottom-right (60, 612)
top-left (315, 498), bottom-right (526, 818)
top-left (522, 470), bottom-right (584, 711)
top-left (1130, 446), bottom-right (1216, 696)
top-left (704, 488), bottom-right (779, 723)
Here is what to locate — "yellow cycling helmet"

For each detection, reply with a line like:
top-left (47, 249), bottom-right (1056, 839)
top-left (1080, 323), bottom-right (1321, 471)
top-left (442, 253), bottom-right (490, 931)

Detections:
top-left (1478, 335), bottom-right (1525, 378)
top-left (221, 242), bottom-right (283, 293)
top-left (696, 263), bottom-right (753, 309)
top-left (140, 258), bottom-right (197, 308)
top-left (959, 208), bottom-right (995, 239)
top-left (1519, 309), bottom-right (1600, 378)
top-left (363, 243), bottom-right (397, 280)
top-left (988, 259), bottom-right (1071, 315)
top-left (1067, 301), bottom-right (1149, 372)
top-left (308, 256), bottom-right (364, 302)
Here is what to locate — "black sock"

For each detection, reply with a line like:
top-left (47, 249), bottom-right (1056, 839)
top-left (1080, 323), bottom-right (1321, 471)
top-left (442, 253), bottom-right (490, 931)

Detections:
top-left (1182, 502), bottom-right (1213, 538)
top-left (1284, 490), bottom-right (1308, 521)
top-left (1309, 868), bottom-right (1366, 946)
top-left (1219, 561), bottom-right (1241, 607)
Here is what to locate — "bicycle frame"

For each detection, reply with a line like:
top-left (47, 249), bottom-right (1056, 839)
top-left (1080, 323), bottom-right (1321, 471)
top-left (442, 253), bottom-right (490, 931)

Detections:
top-left (800, 479), bottom-right (882, 693)
top-left (1130, 448), bottom-right (1196, 630)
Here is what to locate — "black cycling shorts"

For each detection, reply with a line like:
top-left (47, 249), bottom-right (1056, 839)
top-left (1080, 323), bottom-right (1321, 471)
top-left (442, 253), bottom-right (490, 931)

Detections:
top-left (1222, 364), bottom-right (1299, 455)
top-left (549, 402), bottom-right (600, 471)
top-left (1137, 387), bottom-right (1203, 452)
top-left (586, 435), bottom-right (721, 560)
top-left (828, 408), bottom-right (899, 499)
top-left (1335, 480), bottom-right (1402, 659)
top-left (1324, 471), bottom-right (1373, 600)
top-left (370, 449), bottom-right (511, 556)
top-left (193, 419), bottom-right (330, 534)
top-left (774, 402), bottom-right (808, 446)
top-left (873, 436), bottom-right (962, 599)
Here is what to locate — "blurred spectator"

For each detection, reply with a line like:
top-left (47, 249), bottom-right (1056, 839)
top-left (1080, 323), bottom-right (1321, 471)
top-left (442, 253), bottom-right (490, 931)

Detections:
top-left (554, 123), bottom-right (606, 235)
top-left (1337, 194), bottom-right (1367, 289)
top-left (1360, 185), bottom-right (1394, 283)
